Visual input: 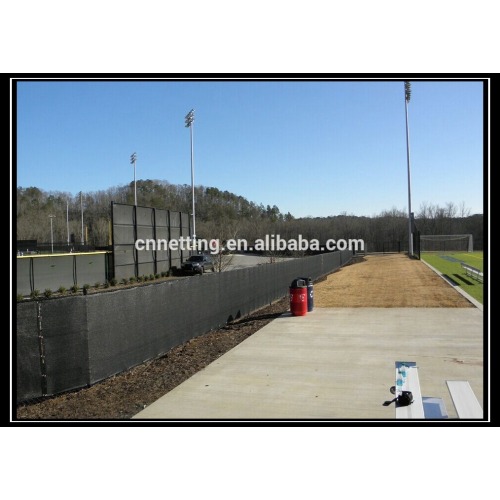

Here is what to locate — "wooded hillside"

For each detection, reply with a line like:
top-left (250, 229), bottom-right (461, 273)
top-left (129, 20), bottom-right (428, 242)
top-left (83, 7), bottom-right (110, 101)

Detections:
top-left (16, 181), bottom-right (483, 252)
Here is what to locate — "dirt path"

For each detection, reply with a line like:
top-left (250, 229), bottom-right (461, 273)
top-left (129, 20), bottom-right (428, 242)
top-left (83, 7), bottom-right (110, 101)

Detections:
top-left (314, 253), bottom-right (473, 307)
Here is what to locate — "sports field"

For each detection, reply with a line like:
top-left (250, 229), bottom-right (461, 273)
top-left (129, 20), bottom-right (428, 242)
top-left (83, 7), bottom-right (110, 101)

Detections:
top-left (420, 251), bottom-right (484, 304)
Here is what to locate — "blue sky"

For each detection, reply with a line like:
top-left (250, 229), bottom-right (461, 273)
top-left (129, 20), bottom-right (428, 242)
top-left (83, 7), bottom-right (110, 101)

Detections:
top-left (15, 78), bottom-right (485, 218)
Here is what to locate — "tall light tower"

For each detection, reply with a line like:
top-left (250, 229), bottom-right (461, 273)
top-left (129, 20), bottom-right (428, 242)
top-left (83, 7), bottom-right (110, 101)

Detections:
top-left (66, 199), bottom-right (70, 247)
top-left (185, 109), bottom-right (196, 242)
top-left (130, 152), bottom-right (137, 206)
top-left (404, 81), bottom-right (413, 258)
top-left (49, 215), bottom-right (56, 253)
top-left (80, 191), bottom-right (84, 246)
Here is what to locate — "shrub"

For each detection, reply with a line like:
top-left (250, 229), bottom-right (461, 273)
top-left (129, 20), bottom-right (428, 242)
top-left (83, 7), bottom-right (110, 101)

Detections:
top-left (44, 288), bottom-right (53, 298)
top-left (109, 278), bottom-right (118, 286)
top-left (155, 273), bottom-right (160, 279)
top-left (103, 281), bottom-right (110, 288)
top-left (58, 286), bottom-right (67, 295)
top-left (129, 277), bottom-right (136, 283)
top-left (121, 278), bottom-right (128, 285)
top-left (94, 282), bottom-right (101, 289)
top-left (17, 294), bottom-right (24, 302)
top-left (143, 275), bottom-right (149, 282)
top-left (149, 274), bottom-right (155, 281)
top-left (70, 284), bottom-right (79, 294)
top-left (82, 284), bottom-right (90, 294)
top-left (30, 289), bottom-right (40, 299)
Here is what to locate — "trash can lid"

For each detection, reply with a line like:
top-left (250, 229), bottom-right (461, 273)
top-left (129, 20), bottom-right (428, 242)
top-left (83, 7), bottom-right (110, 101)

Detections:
top-left (290, 278), bottom-right (307, 288)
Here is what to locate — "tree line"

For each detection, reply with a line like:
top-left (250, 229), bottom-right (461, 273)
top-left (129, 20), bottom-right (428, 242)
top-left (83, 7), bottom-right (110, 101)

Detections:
top-left (16, 181), bottom-right (483, 252)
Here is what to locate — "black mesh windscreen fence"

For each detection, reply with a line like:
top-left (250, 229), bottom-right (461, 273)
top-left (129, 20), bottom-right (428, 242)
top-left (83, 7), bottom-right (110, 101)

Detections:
top-left (16, 258), bottom-right (32, 297)
top-left (16, 250), bottom-right (353, 402)
top-left (17, 253), bottom-right (110, 296)
top-left (16, 302), bottom-right (42, 403)
top-left (112, 203), bottom-right (137, 280)
top-left (112, 202), bottom-right (191, 280)
top-left (155, 209), bottom-right (170, 275)
top-left (41, 297), bottom-right (90, 395)
top-left (32, 255), bottom-right (74, 292)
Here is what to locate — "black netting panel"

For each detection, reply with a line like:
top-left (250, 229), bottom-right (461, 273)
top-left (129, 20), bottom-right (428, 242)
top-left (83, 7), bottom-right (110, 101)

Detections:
top-left (113, 225), bottom-right (135, 245)
top-left (170, 212), bottom-right (180, 227)
top-left (156, 209), bottom-right (169, 227)
top-left (181, 212), bottom-right (189, 229)
top-left (41, 297), bottom-right (90, 395)
top-left (74, 254), bottom-right (107, 287)
top-left (32, 255), bottom-right (75, 292)
top-left (112, 203), bottom-right (134, 225)
top-left (135, 206), bottom-right (154, 226)
top-left (16, 258), bottom-right (32, 296)
top-left (115, 263), bottom-right (136, 281)
top-left (113, 245), bottom-right (136, 266)
top-left (18, 254), bottom-right (110, 297)
top-left (156, 227), bottom-right (169, 240)
top-left (16, 302), bottom-right (42, 402)
top-left (136, 226), bottom-right (154, 241)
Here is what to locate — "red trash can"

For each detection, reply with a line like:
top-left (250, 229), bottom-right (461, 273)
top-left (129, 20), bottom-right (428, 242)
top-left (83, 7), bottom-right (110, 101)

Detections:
top-left (290, 278), bottom-right (308, 316)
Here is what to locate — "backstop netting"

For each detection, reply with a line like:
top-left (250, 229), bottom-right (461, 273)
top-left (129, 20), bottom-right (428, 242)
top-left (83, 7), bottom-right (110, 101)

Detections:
top-left (420, 234), bottom-right (473, 252)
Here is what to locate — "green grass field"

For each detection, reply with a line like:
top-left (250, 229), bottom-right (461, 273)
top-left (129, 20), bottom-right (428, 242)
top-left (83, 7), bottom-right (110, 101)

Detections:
top-left (420, 251), bottom-right (484, 304)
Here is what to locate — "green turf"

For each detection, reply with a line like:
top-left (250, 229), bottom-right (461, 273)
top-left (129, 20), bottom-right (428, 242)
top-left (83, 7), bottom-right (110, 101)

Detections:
top-left (421, 251), bottom-right (483, 304)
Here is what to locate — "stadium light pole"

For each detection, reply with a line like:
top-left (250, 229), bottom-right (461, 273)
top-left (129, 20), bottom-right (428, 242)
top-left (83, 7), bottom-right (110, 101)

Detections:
top-left (404, 81), bottom-right (413, 258)
top-left (80, 191), bottom-right (84, 246)
top-left (130, 152), bottom-right (137, 206)
top-left (66, 199), bottom-right (70, 247)
top-left (185, 109), bottom-right (196, 242)
top-left (49, 215), bottom-right (56, 254)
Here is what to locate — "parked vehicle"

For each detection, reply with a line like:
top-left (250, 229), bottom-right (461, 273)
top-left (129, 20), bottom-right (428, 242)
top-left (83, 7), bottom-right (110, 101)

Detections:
top-left (181, 254), bottom-right (215, 274)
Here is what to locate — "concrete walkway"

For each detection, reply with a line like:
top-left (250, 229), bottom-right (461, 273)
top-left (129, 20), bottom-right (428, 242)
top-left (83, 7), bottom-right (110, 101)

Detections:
top-left (133, 307), bottom-right (484, 420)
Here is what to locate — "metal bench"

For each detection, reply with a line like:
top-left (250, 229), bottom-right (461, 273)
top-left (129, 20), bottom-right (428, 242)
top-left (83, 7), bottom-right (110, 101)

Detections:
top-left (461, 262), bottom-right (483, 283)
top-left (446, 380), bottom-right (483, 419)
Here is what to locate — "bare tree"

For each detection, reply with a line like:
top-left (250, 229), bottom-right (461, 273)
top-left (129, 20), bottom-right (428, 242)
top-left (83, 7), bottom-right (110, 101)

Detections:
top-left (458, 201), bottom-right (471, 218)
top-left (198, 217), bottom-right (239, 272)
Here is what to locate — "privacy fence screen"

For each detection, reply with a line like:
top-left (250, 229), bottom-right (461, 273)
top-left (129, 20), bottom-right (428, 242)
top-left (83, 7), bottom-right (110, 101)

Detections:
top-left (16, 249), bottom-right (353, 403)
top-left (16, 252), bottom-right (111, 296)
top-left (112, 202), bottom-right (191, 281)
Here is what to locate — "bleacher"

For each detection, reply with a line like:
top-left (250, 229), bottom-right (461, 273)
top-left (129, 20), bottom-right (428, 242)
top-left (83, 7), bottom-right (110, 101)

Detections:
top-left (461, 262), bottom-right (483, 283)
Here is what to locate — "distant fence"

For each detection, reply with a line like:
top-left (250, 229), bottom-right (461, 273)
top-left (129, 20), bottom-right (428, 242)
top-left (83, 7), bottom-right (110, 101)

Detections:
top-left (16, 252), bottom-right (112, 296)
top-left (16, 249), bottom-right (353, 403)
top-left (112, 202), bottom-right (191, 281)
top-left (16, 200), bottom-right (192, 296)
